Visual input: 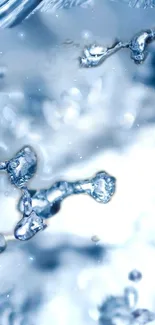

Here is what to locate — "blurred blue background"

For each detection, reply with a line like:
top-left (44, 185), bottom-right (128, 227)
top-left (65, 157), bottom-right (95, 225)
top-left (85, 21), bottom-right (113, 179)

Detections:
top-left (0, 1), bottom-right (155, 324)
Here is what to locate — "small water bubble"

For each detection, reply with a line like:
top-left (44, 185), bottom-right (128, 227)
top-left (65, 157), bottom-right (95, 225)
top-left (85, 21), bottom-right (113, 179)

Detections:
top-left (91, 235), bottom-right (100, 243)
top-left (128, 269), bottom-right (142, 282)
top-left (0, 234), bottom-right (7, 253)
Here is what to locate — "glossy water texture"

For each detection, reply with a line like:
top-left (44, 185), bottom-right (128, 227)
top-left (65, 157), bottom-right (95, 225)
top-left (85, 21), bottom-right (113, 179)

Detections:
top-left (0, 0), bottom-right (93, 27)
top-left (6, 146), bottom-right (37, 187)
top-left (17, 171), bottom-right (116, 226)
top-left (0, 0), bottom-right (154, 29)
top-left (0, 1), bottom-right (155, 325)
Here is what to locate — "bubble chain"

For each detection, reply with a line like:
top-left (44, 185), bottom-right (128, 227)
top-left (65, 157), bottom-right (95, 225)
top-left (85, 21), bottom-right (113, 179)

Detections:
top-left (0, 146), bottom-right (116, 241)
top-left (79, 28), bottom-right (155, 68)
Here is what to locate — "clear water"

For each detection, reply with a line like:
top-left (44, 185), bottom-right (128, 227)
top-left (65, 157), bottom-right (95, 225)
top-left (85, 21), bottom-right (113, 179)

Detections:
top-left (0, 1), bottom-right (155, 325)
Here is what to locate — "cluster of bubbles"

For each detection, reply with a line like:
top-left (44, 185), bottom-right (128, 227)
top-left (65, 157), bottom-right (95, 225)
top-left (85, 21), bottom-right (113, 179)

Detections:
top-left (80, 29), bottom-right (155, 67)
top-left (0, 146), bottom-right (116, 242)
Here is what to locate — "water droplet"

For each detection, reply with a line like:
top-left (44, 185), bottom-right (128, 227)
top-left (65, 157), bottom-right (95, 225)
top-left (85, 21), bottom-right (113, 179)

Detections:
top-left (0, 234), bottom-right (6, 252)
top-left (91, 172), bottom-right (116, 203)
top-left (80, 44), bottom-right (108, 68)
top-left (128, 269), bottom-right (142, 282)
top-left (131, 309), bottom-right (155, 324)
top-left (7, 146), bottom-right (37, 188)
top-left (129, 31), bottom-right (153, 64)
top-left (14, 211), bottom-right (46, 241)
top-left (91, 235), bottom-right (100, 243)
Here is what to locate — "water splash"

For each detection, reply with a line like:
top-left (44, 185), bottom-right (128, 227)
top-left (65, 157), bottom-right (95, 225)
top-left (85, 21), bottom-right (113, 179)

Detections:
top-left (18, 171), bottom-right (116, 213)
top-left (80, 29), bottom-right (155, 68)
top-left (0, 146), bottom-right (116, 241)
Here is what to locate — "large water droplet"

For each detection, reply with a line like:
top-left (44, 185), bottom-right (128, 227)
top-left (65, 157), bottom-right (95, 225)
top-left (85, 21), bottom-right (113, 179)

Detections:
top-left (7, 146), bottom-right (37, 188)
top-left (14, 211), bottom-right (46, 241)
top-left (90, 172), bottom-right (116, 203)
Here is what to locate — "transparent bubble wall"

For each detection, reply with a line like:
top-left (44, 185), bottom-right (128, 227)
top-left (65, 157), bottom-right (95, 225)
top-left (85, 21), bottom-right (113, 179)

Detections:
top-left (1, 0), bottom-right (155, 324)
